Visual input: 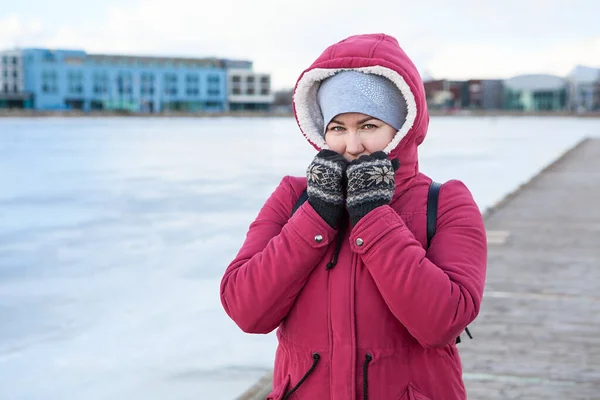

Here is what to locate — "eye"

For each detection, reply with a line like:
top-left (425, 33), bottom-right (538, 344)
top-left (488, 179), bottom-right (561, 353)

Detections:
top-left (328, 125), bottom-right (345, 132)
top-left (361, 124), bottom-right (378, 130)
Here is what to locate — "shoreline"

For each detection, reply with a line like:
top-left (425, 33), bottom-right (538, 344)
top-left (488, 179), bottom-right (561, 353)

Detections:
top-left (1, 110), bottom-right (600, 119)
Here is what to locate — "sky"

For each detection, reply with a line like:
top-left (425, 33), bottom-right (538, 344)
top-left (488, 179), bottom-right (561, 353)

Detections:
top-left (1, 0), bottom-right (599, 90)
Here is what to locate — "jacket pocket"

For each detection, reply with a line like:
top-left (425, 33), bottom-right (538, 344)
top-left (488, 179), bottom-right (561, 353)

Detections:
top-left (266, 375), bottom-right (291, 400)
top-left (398, 383), bottom-right (432, 400)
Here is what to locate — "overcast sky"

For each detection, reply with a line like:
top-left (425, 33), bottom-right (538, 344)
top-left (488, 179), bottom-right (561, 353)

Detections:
top-left (1, 0), bottom-right (599, 89)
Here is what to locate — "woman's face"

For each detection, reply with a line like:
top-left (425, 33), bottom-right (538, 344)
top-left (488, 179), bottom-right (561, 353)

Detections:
top-left (324, 112), bottom-right (397, 161)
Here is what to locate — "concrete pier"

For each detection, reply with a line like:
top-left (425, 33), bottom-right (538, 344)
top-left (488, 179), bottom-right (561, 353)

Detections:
top-left (461, 137), bottom-right (600, 399)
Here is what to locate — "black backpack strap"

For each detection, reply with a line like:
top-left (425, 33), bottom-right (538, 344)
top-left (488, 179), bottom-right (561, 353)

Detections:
top-left (427, 181), bottom-right (473, 344)
top-left (426, 181), bottom-right (442, 248)
top-left (292, 183), bottom-right (473, 344)
top-left (291, 189), bottom-right (309, 217)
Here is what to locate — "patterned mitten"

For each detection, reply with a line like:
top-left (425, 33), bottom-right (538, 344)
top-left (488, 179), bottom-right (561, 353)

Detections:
top-left (306, 149), bottom-right (348, 229)
top-left (346, 151), bottom-right (400, 226)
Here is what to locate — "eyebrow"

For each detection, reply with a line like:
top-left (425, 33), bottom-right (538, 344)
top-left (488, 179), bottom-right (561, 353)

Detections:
top-left (329, 117), bottom-right (379, 126)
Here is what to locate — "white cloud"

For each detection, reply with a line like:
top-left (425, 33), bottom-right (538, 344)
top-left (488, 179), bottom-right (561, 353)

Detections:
top-left (0, 14), bottom-right (45, 48)
top-left (426, 37), bottom-right (600, 80)
top-left (1, 1), bottom-right (422, 88)
top-left (2, 0), bottom-right (600, 88)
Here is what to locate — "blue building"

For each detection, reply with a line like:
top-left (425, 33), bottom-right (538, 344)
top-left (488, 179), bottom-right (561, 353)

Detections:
top-left (0, 48), bottom-right (241, 112)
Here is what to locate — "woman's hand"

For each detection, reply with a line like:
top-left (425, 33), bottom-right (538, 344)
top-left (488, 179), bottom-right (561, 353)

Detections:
top-left (345, 151), bottom-right (400, 226)
top-left (306, 149), bottom-right (348, 229)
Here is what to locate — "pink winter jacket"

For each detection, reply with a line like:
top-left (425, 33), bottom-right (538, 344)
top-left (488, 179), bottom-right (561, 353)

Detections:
top-left (221, 34), bottom-right (487, 400)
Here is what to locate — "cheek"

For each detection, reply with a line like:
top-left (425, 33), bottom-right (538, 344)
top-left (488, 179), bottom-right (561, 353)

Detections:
top-left (325, 135), bottom-right (345, 153)
top-left (364, 132), bottom-right (394, 152)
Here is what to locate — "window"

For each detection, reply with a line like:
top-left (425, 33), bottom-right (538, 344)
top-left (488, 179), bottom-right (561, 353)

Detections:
top-left (12, 57), bottom-right (17, 65)
top-left (232, 88), bottom-right (241, 95)
top-left (246, 76), bottom-right (255, 84)
top-left (42, 70), bottom-right (58, 94)
top-left (141, 72), bottom-right (155, 82)
top-left (141, 72), bottom-right (156, 96)
top-left (207, 74), bottom-right (221, 97)
top-left (163, 73), bottom-right (178, 96)
top-left (260, 76), bottom-right (270, 93)
top-left (117, 72), bottom-right (133, 95)
top-left (186, 74), bottom-right (200, 96)
top-left (68, 70), bottom-right (84, 94)
top-left (232, 76), bottom-right (241, 83)
top-left (246, 88), bottom-right (255, 95)
top-left (93, 73), bottom-right (109, 95)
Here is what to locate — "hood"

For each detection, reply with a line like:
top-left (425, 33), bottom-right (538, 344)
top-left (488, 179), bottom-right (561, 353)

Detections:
top-left (292, 33), bottom-right (430, 176)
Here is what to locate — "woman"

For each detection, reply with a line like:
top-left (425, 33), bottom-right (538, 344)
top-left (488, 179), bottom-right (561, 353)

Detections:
top-left (220, 33), bottom-right (487, 400)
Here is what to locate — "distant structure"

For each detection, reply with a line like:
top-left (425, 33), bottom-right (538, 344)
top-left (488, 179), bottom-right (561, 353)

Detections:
top-left (0, 48), bottom-right (273, 113)
top-left (424, 79), bottom-right (504, 110)
top-left (504, 74), bottom-right (569, 111)
top-left (567, 65), bottom-right (600, 112)
top-left (422, 67), bottom-right (600, 113)
top-left (481, 80), bottom-right (505, 110)
top-left (2, 47), bottom-right (598, 115)
top-left (224, 59), bottom-right (273, 111)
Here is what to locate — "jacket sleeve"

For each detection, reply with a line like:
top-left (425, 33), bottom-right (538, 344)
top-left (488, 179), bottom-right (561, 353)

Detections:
top-left (220, 176), bottom-right (337, 334)
top-left (349, 180), bottom-right (487, 348)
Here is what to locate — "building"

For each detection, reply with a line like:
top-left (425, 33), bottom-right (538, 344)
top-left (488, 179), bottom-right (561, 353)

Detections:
top-left (423, 79), bottom-right (504, 110)
top-left (504, 74), bottom-right (568, 111)
top-left (0, 50), bottom-right (33, 108)
top-left (0, 48), bottom-right (274, 113)
top-left (567, 65), bottom-right (600, 112)
top-left (464, 80), bottom-right (483, 109)
top-left (227, 68), bottom-right (274, 111)
top-left (447, 81), bottom-right (467, 109)
top-left (481, 80), bottom-right (504, 110)
top-left (272, 88), bottom-right (294, 113)
top-left (423, 79), bottom-right (449, 109)
top-left (423, 79), bottom-right (464, 110)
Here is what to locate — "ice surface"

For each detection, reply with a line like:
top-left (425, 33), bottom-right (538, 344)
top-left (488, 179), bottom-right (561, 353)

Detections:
top-left (0, 116), bottom-right (598, 399)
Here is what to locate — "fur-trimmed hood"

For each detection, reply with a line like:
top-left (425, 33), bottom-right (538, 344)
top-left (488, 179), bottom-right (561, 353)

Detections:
top-left (292, 33), bottom-right (430, 175)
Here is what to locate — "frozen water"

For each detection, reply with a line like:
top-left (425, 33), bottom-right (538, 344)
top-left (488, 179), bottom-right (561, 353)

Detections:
top-left (0, 116), bottom-right (598, 399)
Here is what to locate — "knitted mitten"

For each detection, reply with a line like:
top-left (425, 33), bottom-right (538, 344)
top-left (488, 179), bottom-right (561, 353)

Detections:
top-left (306, 149), bottom-right (348, 229)
top-left (346, 151), bottom-right (400, 226)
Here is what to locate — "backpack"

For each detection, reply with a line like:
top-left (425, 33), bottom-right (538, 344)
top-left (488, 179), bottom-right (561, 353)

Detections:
top-left (291, 181), bottom-right (472, 344)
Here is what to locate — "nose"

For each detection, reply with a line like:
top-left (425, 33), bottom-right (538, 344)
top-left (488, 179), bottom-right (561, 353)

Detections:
top-left (345, 132), bottom-right (364, 158)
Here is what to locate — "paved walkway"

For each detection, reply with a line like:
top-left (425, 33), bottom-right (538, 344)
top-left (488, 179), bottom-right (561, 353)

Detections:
top-left (461, 137), bottom-right (600, 399)
top-left (238, 138), bottom-right (600, 400)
